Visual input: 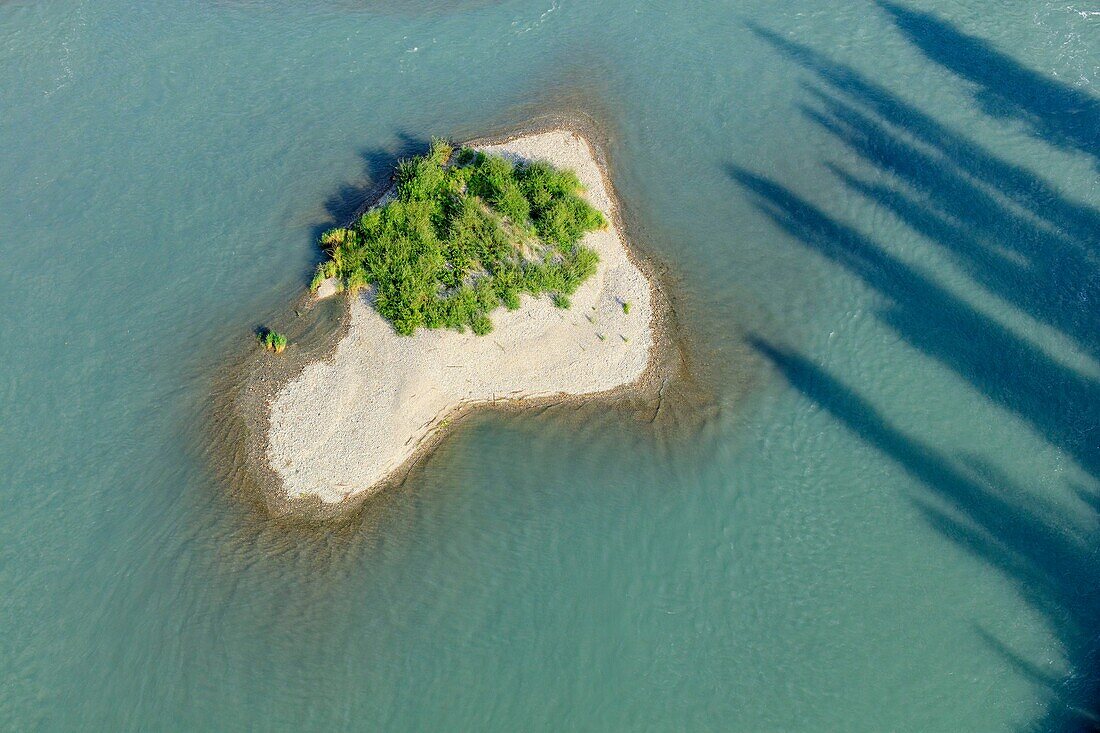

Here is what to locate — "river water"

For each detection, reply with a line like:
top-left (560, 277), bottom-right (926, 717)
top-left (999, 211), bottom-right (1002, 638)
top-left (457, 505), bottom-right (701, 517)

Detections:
top-left (2, 1), bottom-right (1098, 730)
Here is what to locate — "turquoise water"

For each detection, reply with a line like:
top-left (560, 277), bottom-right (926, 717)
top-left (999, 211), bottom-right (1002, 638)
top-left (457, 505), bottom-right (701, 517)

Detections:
top-left (2, 0), bottom-right (1098, 729)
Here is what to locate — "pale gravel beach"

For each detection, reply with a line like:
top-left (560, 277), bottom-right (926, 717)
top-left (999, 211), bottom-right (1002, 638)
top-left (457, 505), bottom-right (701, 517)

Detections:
top-left (266, 129), bottom-right (656, 504)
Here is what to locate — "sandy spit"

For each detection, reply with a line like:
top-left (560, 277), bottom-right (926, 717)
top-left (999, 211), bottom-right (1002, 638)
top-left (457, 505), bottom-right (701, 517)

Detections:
top-left (264, 129), bottom-right (660, 506)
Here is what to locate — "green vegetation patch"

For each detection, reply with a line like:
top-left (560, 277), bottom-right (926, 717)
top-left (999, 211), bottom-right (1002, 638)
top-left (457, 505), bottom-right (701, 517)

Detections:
top-left (259, 328), bottom-right (288, 353)
top-left (311, 138), bottom-right (605, 336)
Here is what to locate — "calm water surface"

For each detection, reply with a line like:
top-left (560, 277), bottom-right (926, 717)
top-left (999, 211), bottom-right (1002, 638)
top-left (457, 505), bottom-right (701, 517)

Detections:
top-left (1, 0), bottom-right (1098, 730)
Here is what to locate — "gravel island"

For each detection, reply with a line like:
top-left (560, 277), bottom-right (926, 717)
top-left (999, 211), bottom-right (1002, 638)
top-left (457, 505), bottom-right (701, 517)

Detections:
top-left (265, 129), bottom-right (658, 505)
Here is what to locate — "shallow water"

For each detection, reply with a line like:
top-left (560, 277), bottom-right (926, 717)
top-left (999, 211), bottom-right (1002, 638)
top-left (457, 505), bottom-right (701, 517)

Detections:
top-left (1, 0), bottom-right (1098, 730)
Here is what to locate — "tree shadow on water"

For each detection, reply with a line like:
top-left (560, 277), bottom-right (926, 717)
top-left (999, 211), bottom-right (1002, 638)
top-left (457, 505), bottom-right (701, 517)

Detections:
top-left (749, 337), bottom-right (1100, 731)
top-left (877, 1), bottom-right (1100, 165)
top-left (728, 165), bottom-right (1099, 477)
top-left (739, 8), bottom-right (1100, 731)
top-left (744, 22), bottom-right (1100, 249)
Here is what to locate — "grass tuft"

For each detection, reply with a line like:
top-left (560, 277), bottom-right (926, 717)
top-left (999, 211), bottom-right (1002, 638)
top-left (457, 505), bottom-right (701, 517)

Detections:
top-left (259, 328), bottom-right (288, 353)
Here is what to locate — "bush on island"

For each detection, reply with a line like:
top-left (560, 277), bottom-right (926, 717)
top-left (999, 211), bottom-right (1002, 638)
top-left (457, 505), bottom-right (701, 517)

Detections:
top-left (311, 138), bottom-right (605, 336)
top-left (259, 329), bottom-right (288, 353)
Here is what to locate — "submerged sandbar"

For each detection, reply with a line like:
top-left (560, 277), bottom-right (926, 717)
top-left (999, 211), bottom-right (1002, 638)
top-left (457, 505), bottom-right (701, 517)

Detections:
top-left (265, 128), bottom-right (658, 506)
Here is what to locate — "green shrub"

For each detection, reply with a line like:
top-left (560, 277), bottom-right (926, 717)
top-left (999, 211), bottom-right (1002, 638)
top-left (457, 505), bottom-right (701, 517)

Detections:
top-left (314, 140), bottom-right (603, 335)
top-left (455, 146), bottom-right (476, 165)
top-left (259, 329), bottom-right (288, 353)
top-left (426, 137), bottom-right (453, 165)
top-left (346, 268), bottom-right (370, 294)
top-left (622, 301), bottom-right (631, 314)
top-left (470, 313), bottom-right (493, 335)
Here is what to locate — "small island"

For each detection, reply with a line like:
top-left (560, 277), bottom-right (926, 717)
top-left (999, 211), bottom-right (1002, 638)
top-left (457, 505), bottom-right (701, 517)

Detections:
top-left (264, 128), bottom-right (657, 506)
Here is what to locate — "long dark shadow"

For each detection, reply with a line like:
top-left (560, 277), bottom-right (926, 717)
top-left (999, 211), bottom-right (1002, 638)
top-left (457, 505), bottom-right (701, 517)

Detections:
top-left (798, 85), bottom-right (1100, 359)
top-left (745, 23), bottom-right (1100, 250)
top-left (739, 16), bottom-right (1100, 729)
top-left (751, 337), bottom-right (1100, 731)
top-left (877, 1), bottom-right (1100, 163)
top-left (729, 166), bottom-right (1100, 477)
